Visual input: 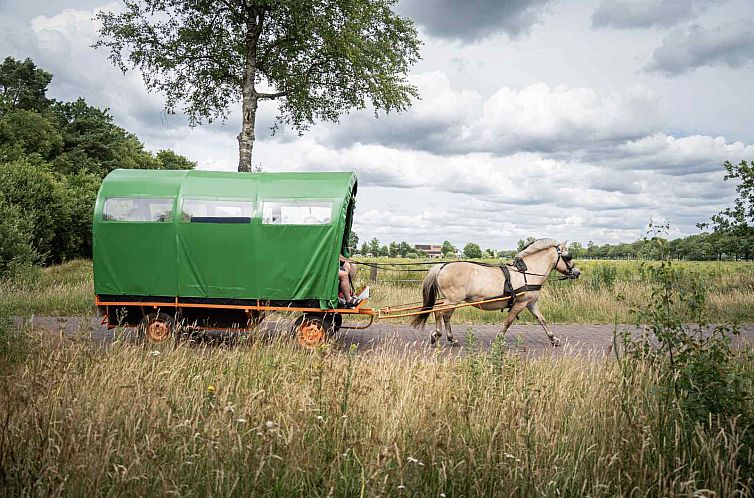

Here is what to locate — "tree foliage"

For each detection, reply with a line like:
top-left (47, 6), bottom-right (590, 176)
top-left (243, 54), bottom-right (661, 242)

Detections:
top-left (95, 0), bottom-right (421, 171)
top-left (0, 57), bottom-right (195, 277)
top-left (463, 242), bottom-right (482, 259)
top-left (710, 160), bottom-right (754, 232)
top-left (441, 240), bottom-right (456, 257)
top-left (0, 56), bottom-right (52, 112)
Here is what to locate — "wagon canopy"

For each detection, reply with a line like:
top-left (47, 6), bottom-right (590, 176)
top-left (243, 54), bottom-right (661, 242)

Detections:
top-left (93, 169), bottom-right (358, 308)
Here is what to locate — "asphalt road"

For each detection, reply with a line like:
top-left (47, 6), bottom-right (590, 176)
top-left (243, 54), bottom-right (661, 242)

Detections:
top-left (16, 316), bottom-right (754, 358)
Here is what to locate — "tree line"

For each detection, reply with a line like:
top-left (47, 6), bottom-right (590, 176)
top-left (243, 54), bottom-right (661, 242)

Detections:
top-left (0, 57), bottom-right (195, 280)
top-left (350, 179), bottom-right (754, 263)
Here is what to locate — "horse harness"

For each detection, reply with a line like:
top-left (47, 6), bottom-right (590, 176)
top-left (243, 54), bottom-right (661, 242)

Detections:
top-left (499, 258), bottom-right (543, 310)
top-left (499, 246), bottom-right (575, 310)
top-left (436, 245), bottom-right (574, 311)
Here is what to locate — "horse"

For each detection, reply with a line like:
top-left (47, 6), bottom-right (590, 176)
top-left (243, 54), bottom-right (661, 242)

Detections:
top-left (410, 239), bottom-right (580, 346)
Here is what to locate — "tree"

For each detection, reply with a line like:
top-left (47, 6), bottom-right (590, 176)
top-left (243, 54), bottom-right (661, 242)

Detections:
top-left (155, 150), bottom-right (197, 170)
top-left (96, 0), bottom-right (421, 172)
top-left (0, 109), bottom-right (63, 161)
top-left (0, 198), bottom-right (38, 280)
top-left (398, 241), bottom-right (412, 257)
top-left (441, 240), bottom-right (456, 257)
top-left (348, 231), bottom-right (359, 255)
top-left (368, 237), bottom-right (381, 256)
top-left (359, 242), bottom-right (369, 256)
top-left (388, 241), bottom-right (399, 257)
top-left (586, 241), bottom-right (597, 259)
top-left (568, 241), bottom-right (584, 259)
top-left (705, 160), bottom-right (754, 260)
top-left (463, 242), bottom-right (482, 259)
top-left (0, 57), bottom-right (52, 112)
top-left (379, 244), bottom-right (390, 257)
top-left (0, 159), bottom-right (71, 263)
top-left (516, 236), bottom-right (536, 253)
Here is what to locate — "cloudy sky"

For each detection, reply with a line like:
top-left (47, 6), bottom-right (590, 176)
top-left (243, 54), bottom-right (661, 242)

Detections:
top-left (2, 0), bottom-right (753, 250)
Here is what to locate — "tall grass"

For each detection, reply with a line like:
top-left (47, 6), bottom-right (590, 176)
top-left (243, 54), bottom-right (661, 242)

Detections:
top-left (1, 332), bottom-right (751, 497)
top-left (2, 259), bottom-right (753, 324)
top-left (0, 259), bottom-right (92, 316)
top-left (355, 258), bottom-right (754, 324)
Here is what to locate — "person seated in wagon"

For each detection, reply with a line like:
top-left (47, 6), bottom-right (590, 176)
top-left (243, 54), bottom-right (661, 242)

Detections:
top-left (338, 254), bottom-right (361, 307)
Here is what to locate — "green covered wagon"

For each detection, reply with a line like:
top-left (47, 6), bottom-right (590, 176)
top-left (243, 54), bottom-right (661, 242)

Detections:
top-left (93, 169), bottom-right (372, 346)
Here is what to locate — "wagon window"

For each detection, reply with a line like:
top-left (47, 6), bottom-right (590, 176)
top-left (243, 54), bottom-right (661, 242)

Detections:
top-left (182, 199), bottom-right (253, 223)
top-left (103, 198), bottom-right (173, 222)
top-left (262, 201), bottom-right (332, 225)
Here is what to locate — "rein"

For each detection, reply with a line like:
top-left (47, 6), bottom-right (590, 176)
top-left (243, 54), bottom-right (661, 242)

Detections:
top-left (355, 258), bottom-right (569, 280)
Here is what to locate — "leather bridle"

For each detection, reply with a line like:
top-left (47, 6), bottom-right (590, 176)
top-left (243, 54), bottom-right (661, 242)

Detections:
top-left (554, 246), bottom-right (578, 279)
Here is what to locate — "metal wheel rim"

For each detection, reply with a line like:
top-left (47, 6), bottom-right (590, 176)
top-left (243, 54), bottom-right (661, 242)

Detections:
top-left (146, 319), bottom-right (170, 343)
top-left (296, 320), bottom-right (325, 349)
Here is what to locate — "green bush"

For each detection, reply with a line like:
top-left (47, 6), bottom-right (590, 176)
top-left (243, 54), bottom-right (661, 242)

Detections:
top-left (0, 158), bottom-right (71, 263)
top-left (618, 239), bottom-right (754, 477)
top-left (0, 197), bottom-right (39, 281)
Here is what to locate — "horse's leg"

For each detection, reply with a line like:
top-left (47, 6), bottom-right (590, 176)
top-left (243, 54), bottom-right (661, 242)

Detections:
top-left (496, 300), bottom-right (527, 342)
top-left (444, 309), bottom-right (459, 346)
top-left (527, 301), bottom-right (560, 347)
top-left (431, 310), bottom-right (444, 345)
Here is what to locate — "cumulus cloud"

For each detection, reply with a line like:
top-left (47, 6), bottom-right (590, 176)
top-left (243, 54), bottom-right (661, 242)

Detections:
top-left (592, 0), bottom-right (721, 29)
top-left (472, 83), bottom-right (660, 153)
top-left (320, 79), bottom-right (661, 156)
top-left (397, 0), bottom-right (553, 42)
top-left (645, 20), bottom-right (754, 74)
top-left (600, 133), bottom-right (754, 173)
top-left (317, 71), bottom-right (481, 154)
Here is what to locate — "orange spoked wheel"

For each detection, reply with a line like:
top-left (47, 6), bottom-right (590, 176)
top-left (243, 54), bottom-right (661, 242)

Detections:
top-left (140, 312), bottom-right (174, 343)
top-left (292, 316), bottom-right (329, 349)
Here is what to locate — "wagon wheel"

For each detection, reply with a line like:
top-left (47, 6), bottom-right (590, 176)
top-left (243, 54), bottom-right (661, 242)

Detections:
top-left (140, 312), bottom-right (174, 344)
top-left (292, 315), bottom-right (331, 349)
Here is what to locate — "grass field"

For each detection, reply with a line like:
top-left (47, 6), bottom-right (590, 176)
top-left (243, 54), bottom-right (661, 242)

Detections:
top-left (3, 258), bottom-right (753, 324)
top-left (2, 260), bottom-right (753, 496)
top-left (1, 332), bottom-right (752, 497)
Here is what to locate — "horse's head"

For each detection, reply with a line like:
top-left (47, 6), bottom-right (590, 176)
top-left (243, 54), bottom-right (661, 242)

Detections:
top-left (555, 242), bottom-right (580, 279)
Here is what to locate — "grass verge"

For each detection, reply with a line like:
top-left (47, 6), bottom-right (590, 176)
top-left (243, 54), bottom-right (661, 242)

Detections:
top-left (2, 259), bottom-right (753, 324)
top-left (0, 332), bottom-right (752, 497)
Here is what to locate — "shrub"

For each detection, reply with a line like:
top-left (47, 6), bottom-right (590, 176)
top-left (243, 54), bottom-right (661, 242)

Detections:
top-left (617, 237), bottom-right (754, 478)
top-left (0, 197), bottom-right (39, 281)
top-left (0, 158), bottom-right (71, 263)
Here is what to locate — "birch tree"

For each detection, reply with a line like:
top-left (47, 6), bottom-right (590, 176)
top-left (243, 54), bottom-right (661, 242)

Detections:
top-left (96, 0), bottom-right (421, 172)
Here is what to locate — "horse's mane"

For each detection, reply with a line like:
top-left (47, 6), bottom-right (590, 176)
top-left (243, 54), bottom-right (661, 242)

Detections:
top-left (516, 238), bottom-right (559, 258)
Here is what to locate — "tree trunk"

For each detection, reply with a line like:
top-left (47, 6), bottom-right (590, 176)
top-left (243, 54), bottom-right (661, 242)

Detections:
top-left (237, 13), bottom-right (262, 172)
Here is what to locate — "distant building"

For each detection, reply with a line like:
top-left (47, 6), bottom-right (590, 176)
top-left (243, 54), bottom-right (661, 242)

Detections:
top-left (414, 244), bottom-right (443, 258)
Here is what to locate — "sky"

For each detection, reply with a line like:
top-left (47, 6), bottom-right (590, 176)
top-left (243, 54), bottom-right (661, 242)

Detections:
top-left (1, 0), bottom-right (753, 250)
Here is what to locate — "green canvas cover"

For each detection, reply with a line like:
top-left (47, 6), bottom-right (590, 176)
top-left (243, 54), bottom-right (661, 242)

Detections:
top-left (93, 169), bottom-right (357, 309)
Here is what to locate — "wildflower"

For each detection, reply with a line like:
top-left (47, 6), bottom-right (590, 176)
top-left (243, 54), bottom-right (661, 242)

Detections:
top-left (397, 485), bottom-right (406, 490)
top-left (504, 453), bottom-right (521, 463)
top-left (236, 418), bottom-right (247, 424)
top-left (207, 384), bottom-right (216, 394)
top-left (149, 350), bottom-right (160, 356)
top-left (316, 415), bottom-right (324, 422)
top-left (440, 494), bottom-right (446, 497)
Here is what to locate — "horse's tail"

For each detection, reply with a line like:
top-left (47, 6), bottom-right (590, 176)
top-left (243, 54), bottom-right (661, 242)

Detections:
top-left (410, 265), bottom-right (442, 329)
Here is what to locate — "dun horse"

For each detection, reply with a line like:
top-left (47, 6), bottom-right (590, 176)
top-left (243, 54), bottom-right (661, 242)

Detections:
top-left (411, 239), bottom-right (580, 346)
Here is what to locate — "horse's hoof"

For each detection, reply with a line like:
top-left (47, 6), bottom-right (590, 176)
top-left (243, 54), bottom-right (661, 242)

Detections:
top-left (430, 336), bottom-right (438, 345)
top-left (551, 337), bottom-right (561, 347)
top-left (448, 340), bottom-right (460, 347)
